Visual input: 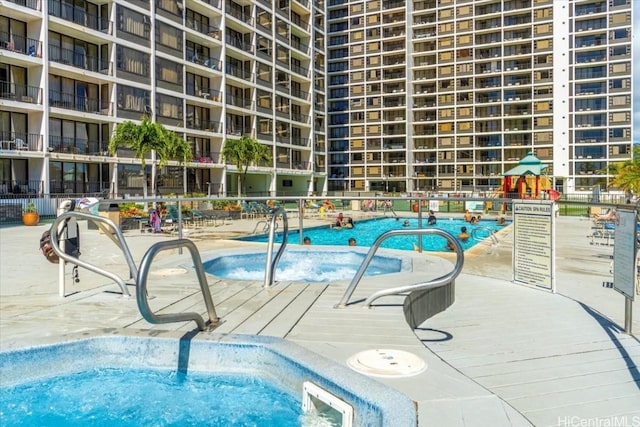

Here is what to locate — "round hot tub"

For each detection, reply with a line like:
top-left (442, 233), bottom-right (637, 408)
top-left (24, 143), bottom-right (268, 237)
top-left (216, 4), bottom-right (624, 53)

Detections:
top-left (203, 249), bottom-right (409, 283)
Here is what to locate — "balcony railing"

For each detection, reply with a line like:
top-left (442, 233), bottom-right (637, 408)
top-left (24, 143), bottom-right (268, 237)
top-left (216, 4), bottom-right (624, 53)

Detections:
top-left (6, 0), bottom-right (41, 10)
top-left (0, 132), bottom-right (42, 152)
top-left (225, 34), bottom-right (253, 53)
top-left (48, 45), bottom-right (109, 73)
top-left (186, 51), bottom-right (221, 71)
top-left (0, 81), bottom-right (42, 104)
top-left (48, 135), bottom-right (107, 155)
top-left (225, 63), bottom-right (251, 80)
top-left (0, 32), bottom-right (42, 57)
top-left (49, 90), bottom-right (100, 113)
top-left (48, 0), bottom-right (108, 31)
top-left (225, 93), bottom-right (252, 109)
top-left (186, 21), bottom-right (221, 40)
top-left (186, 119), bottom-right (223, 132)
top-left (0, 180), bottom-right (44, 196)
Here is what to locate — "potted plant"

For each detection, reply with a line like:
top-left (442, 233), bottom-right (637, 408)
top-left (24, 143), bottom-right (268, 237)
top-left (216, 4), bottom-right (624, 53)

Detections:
top-left (23, 201), bottom-right (39, 226)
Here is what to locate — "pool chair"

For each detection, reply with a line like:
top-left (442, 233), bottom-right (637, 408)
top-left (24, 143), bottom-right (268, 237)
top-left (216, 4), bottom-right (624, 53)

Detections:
top-left (240, 202), bottom-right (258, 219)
top-left (188, 209), bottom-right (216, 227)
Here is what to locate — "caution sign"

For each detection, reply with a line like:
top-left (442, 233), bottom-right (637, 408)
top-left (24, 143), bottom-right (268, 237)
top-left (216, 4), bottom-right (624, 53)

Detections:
top-left (512, 200), bottom-right (555, 291)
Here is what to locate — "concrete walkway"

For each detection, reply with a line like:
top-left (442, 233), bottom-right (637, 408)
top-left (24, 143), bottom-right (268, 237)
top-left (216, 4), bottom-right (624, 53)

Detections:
top-left (0, 215), bottom-right (638, 426)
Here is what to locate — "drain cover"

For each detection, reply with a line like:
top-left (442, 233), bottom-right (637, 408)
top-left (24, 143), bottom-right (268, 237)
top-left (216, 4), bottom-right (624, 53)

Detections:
top-left (347, 349), bottom-right (427, 378)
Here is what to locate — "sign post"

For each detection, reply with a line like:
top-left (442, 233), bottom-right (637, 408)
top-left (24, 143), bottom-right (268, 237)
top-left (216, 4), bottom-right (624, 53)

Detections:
top-left (612, 209), bottom-right (637, 334)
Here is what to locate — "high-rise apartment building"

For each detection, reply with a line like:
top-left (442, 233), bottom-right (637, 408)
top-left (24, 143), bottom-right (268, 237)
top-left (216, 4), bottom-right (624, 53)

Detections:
top-left (326, 0), bottom-right (633, 195)
top-left (0, 0), bottom-right (327, 200)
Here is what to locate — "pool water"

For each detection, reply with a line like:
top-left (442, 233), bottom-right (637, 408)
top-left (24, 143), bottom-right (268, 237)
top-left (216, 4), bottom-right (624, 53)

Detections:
top-left (239, 217), bottom-right (507, 252)
top-left (203, 250), bottom-right (404, 282)
top-left (0, 335), bottom-right (417, 426)
top-left (0, 368), bottom-right (301, 427)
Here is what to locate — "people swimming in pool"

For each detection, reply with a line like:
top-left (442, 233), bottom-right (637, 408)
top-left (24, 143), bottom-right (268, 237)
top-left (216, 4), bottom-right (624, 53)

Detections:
top-left (427, 210), bottom-right (437, 225)
top-left (303, 236), bottom-right (311, 245)
top-left (348, 237), bottom-right (356, 246)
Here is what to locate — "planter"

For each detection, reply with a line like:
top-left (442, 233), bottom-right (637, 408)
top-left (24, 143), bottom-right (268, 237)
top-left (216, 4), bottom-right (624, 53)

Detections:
top-left (22, 212), bottom-right (40, 226)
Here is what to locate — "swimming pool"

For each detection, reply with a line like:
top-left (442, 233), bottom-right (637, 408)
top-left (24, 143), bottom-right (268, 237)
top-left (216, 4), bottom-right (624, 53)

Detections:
top-left (0, 332), bottom-right (416, 426)
top-left (203, 249), bottom-right (409, 282)
top-left (239, 217), bottom-right (508, 252)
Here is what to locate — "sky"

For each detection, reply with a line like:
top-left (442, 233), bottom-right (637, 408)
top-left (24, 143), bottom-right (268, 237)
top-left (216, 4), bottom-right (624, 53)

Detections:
top-left (634, 3), bottom-right (639, 145)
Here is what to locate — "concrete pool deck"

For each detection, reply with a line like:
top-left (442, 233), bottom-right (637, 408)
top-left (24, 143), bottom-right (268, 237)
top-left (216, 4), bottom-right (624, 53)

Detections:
top-left (1, 214), bottom-right (639, 426)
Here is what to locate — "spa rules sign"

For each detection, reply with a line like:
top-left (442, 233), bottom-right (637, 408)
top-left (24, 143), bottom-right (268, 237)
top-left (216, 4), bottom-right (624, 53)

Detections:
top-left (512, 200), bottom-right (556, 292)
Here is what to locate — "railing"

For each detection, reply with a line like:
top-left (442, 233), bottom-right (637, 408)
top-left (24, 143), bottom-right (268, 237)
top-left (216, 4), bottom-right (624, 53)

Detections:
top-left (264, 207), bottom-right (289, 288)
top-left (337, 228), bottom-right (464, 308)
top-left (49, 211), bottom-right (136, 297)
top-left (137, 239), bottom-right (219, 331)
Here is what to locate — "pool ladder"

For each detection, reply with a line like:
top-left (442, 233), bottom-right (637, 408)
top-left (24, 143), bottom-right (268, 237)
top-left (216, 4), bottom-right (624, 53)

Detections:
top-left (49, 211), bottom-right (220, 331)
top-left (264, 207), bottom-right (289, 288)
top-left (337, 228), bottom-right (465, 308)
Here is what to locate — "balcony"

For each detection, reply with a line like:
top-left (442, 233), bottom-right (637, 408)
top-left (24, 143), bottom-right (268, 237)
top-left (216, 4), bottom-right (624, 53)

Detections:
top-left (49, 0), bottom-right (108, 32)
top-left (0, 82), bottom-right (42, 104)
top-left (0, 32), bottom-right (42, 58)
top-left (49, 90), bottom-right (100, 114)
top-left (5, 0), bottom-right (41, 10)
top-left (49, 45), bottom-right (109, 73)
top-left (0, 132), bottom-right (42, 152)
top-left (48, 136), bottom-right (106, 155)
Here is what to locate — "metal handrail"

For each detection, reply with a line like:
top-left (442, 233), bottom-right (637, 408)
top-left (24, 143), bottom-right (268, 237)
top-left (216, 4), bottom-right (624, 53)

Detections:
top-left (264, 207), bottom-right (289, 288)
top-left (49, 211), bottom-right (136, 297)
top-left (137, 239), bottom-right (219, 331)
top-left (471, 226), bottom-right (499, 245)
top-left (252, 219), bottom-right (278, 235)
top-left (336, 228), bottom-right (464, 308)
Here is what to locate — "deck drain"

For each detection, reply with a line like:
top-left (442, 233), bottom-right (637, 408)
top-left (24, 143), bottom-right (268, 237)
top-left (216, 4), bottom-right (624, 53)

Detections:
top-left (346, 349), bottom-right (427, 378)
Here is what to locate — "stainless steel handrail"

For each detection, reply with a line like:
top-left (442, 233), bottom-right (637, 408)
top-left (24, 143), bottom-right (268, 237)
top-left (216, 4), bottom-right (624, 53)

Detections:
top-left (252, 219), bottom-right (278, 235)
top-left (137, 239), bottom-right (219, 331)
top-left (49, 211), bottom-right (136, 297)
top-left (471, 226), bottom-right (499, 245)
top-left (264, 207), bottom-right (288, 288)
top-left (336, 228), bottom-right (464, 308)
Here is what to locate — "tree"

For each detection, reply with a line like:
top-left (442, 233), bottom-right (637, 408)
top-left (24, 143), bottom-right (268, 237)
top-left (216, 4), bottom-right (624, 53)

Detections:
top-left (223, 136), bottom-right (272, 197)
top-left (109, 117), bottom-right (192, 196)
top-left (605, 145), bottom-right (640, 196)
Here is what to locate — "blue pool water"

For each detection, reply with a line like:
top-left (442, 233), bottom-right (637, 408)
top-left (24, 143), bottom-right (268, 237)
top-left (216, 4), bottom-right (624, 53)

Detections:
top-left (1, 368), bottom-right (300, 426)
top-left (239, 217), bottom-right (508, 252)
top-left (0, 335), bottom-right (417, 426)
top-left (203, 250), bottom-right (405, 282)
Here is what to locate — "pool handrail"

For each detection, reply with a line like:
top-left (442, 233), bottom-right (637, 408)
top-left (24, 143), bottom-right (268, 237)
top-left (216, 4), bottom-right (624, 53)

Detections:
top-left (336, 228), bottom-right (464, 308)
top-left (264, 207), bottom-right (289, 288)
top-left (137, 239), bottom-right (219, 331)
top-left (252, 219), bottom-right (278, 235)
top-left (471, 226), bottom-right (499, 245)
top-left (49, 211), bottom-right (136, 297)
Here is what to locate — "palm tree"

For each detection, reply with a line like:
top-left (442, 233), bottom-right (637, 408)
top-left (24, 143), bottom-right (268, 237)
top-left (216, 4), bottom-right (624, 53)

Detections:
top-left (109, 117), bottom-right (192, 196)
top-left (605, 145), bottom-right (640, 196)
top-left (222, 136), bottom-right (272, 197)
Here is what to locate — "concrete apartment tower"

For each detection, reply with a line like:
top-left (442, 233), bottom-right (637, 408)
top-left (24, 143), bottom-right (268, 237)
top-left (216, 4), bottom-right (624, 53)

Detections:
top-left (0, 0), bottom-right (328, 200)
top-left (325, 0), bottom-right (633, 195)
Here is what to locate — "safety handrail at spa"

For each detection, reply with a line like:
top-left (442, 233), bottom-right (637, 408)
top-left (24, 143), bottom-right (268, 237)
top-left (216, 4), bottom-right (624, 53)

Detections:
top-left (50, 211), bottom-right (137, 297)
top-left (336, 228), bottom-right (464, 308)
top-left (264, 207), bottom-right (289, 288)
top-left (137, 239), bottom-right (219, 331)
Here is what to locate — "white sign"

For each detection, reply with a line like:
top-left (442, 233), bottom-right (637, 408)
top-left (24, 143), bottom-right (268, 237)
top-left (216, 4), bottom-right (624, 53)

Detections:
top-left (613, 209), bottom-right (637, 300)
top-left (512, 200), bottom-right (555, 291)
